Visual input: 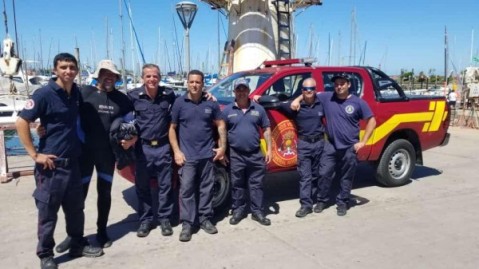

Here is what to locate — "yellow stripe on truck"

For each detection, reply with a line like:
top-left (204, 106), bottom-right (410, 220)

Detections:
top-left (428, 101), bottom-right (446, 131)
top-left (361, 112), bottom-right (434, 145)
top-left (260, 138), bottom-right (267, 155)
top-left (360, 100), bottom-right (448, 145)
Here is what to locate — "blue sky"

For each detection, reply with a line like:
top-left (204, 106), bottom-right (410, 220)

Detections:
top-left (2, 0), bottom-right (478, 76)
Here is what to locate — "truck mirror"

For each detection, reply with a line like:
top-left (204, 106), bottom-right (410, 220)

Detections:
top-left (258, 95), bottom-right (280, 108)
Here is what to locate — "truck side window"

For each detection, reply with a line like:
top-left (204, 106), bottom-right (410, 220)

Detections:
top-left (264, 73), bottom-right (311, 100)
top-left (322, 72), bottom-right (363, 97)
top-left (370, 70), bottom-right (406, 101)
top-left (377, 79), bottom-right (401, 99)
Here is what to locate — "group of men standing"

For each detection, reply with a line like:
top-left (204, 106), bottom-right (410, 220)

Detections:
top-left (288, 75), bottom-right (376, 217)
top-left (16, 52), bottom-right (376, 269)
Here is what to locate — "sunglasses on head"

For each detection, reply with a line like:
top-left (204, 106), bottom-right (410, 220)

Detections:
top-left (302, 86), bottom-right (316, 92)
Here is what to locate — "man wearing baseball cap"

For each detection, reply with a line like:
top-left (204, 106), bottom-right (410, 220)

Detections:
top-left (291, 73), bottom-right (376, 216)
top-left (223, 78), bottom-right (273, 226)
top-left (55, 59), bottom-right (135, 252)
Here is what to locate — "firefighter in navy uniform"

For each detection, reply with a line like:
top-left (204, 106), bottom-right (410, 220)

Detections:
top-left (128, 64), bottom-right (176, 238)
top-left (223, 78), bottom-right (273, 226)
top-left (278, 78), bottom-right (326, 218)
top-left (292, 73), bottom-right (376, 216)
top-left (55, 60), bottom-right (135, 252)
top-left (169, 70), bottom-right (227, 242)
top-left (16, 53), bottom-right (103, 269)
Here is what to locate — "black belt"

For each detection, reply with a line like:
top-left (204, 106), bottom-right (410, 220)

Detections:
top-left (298, 134), bottom-right (324, 143)
top-left (141, 138), bottom-right (168, 147)
top-left (53, 158), bottom-right (70, 167)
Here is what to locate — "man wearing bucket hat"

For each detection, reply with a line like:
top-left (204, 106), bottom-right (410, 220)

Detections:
top-left (223, 78), bottom-right (273, 226)
top-left (55, 59), bottom-right (135, 252)
top-left (291, 73), bottom-right (376, 216)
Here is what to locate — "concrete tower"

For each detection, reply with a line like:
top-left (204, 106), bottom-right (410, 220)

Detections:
top-left (201, 0), bottom-right (322, 74)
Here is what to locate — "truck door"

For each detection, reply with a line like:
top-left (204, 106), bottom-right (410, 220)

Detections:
top-left (259, 72), bottom-right (312, 172)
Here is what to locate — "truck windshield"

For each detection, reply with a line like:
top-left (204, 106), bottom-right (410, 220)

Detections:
top-left (208, 73), bottom-right (273, 105)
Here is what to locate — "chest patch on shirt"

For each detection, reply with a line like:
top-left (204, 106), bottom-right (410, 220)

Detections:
top-left (250, 110), bottom-right (260, 117)
top-left (25, 99), bottom-right (35, 110)
top-left (204, 108), bottom-right (212, 114)
top-left (228, 113), bottom-right (238, 118)
top-left (345, 105), bottom-right (355, 114)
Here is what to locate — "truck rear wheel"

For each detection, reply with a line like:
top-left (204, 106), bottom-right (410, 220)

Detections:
top-left (376, 139), bottom-right (416, 187)
top-left (212, 164), bottom-right (231, 209)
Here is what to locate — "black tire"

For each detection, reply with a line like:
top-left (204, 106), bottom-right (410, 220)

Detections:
top-left (376, 139), bottom-right (416, 187)
top-left (212, 164), bottom-right (231, 209)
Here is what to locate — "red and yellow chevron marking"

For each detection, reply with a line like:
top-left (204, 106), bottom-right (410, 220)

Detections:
top-left (361, 100), bottom-right (448, 145)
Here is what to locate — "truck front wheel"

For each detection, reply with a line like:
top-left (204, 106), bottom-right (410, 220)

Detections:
top-left (376, 139), bottom-right (416, 187)
top-left (212, 164), bottom-right (231, 209)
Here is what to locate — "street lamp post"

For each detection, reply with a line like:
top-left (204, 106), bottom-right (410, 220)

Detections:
top-left (176, 1), bottom-right (198, 75)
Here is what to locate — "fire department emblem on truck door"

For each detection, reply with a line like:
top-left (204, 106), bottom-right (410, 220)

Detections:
top-left (271, 120), bottom-right (297, 167)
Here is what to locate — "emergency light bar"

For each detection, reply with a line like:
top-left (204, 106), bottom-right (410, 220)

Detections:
top-left (263, 58), bottom-right (316, 68)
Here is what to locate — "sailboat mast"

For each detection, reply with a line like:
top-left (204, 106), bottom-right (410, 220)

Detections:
top-left (119, 0), bottom-right (127, 91)
top-left (444, 26), bottom-right (449, 96)
top-left (470, 29), bottom-right (474, 65)
top-left (105, 16), bottom-right (110, 59)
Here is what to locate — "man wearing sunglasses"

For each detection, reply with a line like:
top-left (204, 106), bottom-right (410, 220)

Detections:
top-left (277, 78), bottom-right (326, 218)
top-left (291, 73), bottom-right (376, 216)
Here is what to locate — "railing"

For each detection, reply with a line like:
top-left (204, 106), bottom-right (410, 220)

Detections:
top-left (0, 123), bottom-right (37, 183)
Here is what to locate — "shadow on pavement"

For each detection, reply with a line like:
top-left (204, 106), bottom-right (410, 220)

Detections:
top-left (110, 162), bottom-right (443, 233)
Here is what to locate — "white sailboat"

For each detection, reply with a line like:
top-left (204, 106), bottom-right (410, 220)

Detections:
top-left (0, 94), bottom-right (28, 124)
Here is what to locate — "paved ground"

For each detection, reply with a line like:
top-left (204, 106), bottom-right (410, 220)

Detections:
top-left (1, 126), bottom-right (478, 269)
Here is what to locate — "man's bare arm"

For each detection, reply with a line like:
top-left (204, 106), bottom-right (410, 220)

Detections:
top-left (168, 123), bottom-right (186, 166)
top-left (213, 119), bottom-right (226, 161)
top-left (16, 118), bottom-right (57, 169)
top-left (263, 127), bottom-right (272, 164)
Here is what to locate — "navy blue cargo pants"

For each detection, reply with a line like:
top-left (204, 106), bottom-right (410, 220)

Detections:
top-left (297, 139), bottom-right (324, 209)
top-left (318, 141), bottom-right (358, 206)
top-left (178, 158), bottom-right (215, 226)
top-left (135, 142), bottom-right (173, 224)
top-left (230, 148), bottom-right (266, 215)
top-left (33, 158), bottom-right (85, 258)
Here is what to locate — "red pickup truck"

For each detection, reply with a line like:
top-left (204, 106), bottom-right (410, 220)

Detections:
top-left (209, 58), bottom-right (450, 208)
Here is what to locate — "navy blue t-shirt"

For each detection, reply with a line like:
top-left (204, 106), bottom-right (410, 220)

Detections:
top-left (222, 101), bottom-right (270, 152)
top-left (317, 92), bottom-right (373, 149)
top-left (170, 94), bottom-right (222, 160)
top-left (128, 86), bottom-right (176, 141)
top-left (280, 98), bottom-right (324, 137)
top-left (19, 78), bottom-right (81, 158)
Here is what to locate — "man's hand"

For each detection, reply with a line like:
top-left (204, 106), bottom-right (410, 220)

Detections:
top-left (121, 136), bottom-right (138, 150)
top-left (213, 147), bottom-right (226, 162)
top-left (353, 142), bottom-right (365, 153)
top-left (290, 98), bottom-right (301, 111)
top-left (219, 155), bottom-right (229, 167)
top-left (174, 150), bottom-right (186, 166)
top-left (264, 151), bottom-right (272, 164)
top-left (204, 92), bottom-right (217, 102)
top-left (35, 153), bottom-right (58, 170)
top-left (36, 124), bottom-right (46, 138)
top-left (252, 95), bottom-right (261, 103)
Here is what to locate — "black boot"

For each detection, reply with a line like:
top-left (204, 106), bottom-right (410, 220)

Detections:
top-left (40, 256), bottom-right (57, 269)
top-left (96, 229), bottom-right (112, 248)
top-left (69, 238), bottom-right (104, 258)
top-left (55, 236), bottom-right (71, 253)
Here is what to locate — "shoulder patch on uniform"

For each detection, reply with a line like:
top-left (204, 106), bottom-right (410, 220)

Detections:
top-left (25, 99), bottom-right (35, 110)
